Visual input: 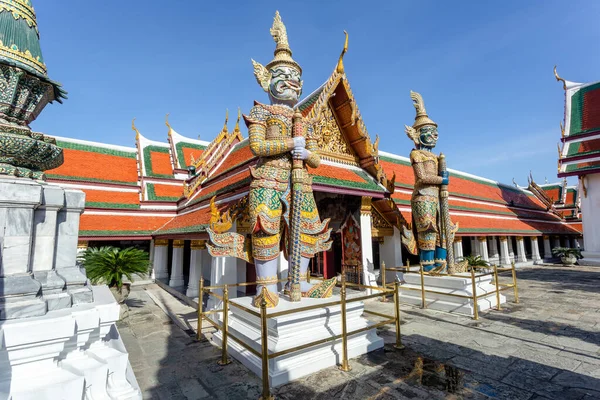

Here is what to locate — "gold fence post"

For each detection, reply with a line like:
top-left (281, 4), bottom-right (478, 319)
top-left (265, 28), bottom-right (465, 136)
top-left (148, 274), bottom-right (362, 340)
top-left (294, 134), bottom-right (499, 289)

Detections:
top-left (307, 268), bottom-right (311, 284)
top-left (420, 263), bottom-right (426, 309)
top-left (217, 285), bottom-right (231, 366)
top-left (494, 265), bottom-right (501, 311)
top-left (393, 280), bottom-right (404, 350)
top-left (380, 261), bottom-right (388, 302)
top-left (196, 277), bottom-right (204, 341)
top-left (511, 261), bottom-right (519, 303)
top-left (338, 272), bottom-right (351, 372)
top-left (470, 266), bottom-right (479, 320)
top-left (259, 287), bottom-right (273, 400)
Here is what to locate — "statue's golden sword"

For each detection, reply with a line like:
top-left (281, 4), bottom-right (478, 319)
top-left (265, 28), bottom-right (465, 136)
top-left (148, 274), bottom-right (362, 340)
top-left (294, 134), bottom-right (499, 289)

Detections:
top-left (438, 153), bottom-right (455, 272)
top-left (288, 110), bottom-right (306, 301)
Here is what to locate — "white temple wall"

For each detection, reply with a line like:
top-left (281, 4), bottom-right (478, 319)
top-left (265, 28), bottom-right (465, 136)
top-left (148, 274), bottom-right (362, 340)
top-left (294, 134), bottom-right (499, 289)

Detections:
top-left (581, 173), bottom-right (600, 264)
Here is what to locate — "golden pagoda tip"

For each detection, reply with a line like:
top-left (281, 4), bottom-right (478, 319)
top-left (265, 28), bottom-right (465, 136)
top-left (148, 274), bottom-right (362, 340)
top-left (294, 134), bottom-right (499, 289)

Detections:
top-left (557, 143), bottom-right (562, 158)
top-left (234, 107), bottom-right (241, 130)
top-left (554, 65), bottom-right (566, 90)
top-left (165, 113), bottom-right (173, 135)
top-left (132, 118), bottom-right (141, 139)
top-left (222, 109), bottom-right (229, 132)
top-left (336, 30), bottom-right (349, 74)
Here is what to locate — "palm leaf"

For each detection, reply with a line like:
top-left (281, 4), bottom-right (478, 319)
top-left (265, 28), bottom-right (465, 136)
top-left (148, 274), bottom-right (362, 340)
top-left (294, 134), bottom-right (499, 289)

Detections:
top-left (80, 246), bottom-right (151, 291)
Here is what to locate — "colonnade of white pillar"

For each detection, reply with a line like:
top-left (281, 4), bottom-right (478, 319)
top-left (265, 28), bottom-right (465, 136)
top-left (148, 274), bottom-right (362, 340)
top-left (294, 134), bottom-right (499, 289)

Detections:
top-left (149, 232), bottom-right (577, 298)
top-left (151, 238), bottom-right (211, 300)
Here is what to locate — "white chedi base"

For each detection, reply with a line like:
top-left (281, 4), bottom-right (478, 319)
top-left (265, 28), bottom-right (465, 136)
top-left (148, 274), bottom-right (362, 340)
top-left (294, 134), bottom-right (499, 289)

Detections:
top-left (581, 251), bottom-right (600, 266)
top-left (400, 270), bottom-right (506, 316)
top-left (0, 285), bottom-right (141, 400)
top-left (212, 293), bottom-right (384, 387)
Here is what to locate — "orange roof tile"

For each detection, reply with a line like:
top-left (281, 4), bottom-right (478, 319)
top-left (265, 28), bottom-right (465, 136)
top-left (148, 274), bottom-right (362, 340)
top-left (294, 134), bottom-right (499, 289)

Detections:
top-left (48, 148), bottom-right (138, 185)
top-left (149, 151), bottom-right (172, 176)
top-left (147, 183), bottom-right (183, 201)
top-left (154, 206), bottom-right (214, 235)
top-left (79, 213), bottom-right (171, 237)
top-left (210, 141), bottom-right (254, 177)
top-left (83, 189), bottom-right (139, 209)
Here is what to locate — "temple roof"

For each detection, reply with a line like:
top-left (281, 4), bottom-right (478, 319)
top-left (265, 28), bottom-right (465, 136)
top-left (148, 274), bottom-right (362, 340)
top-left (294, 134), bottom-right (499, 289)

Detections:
top-left (555, 69), bottom-right (600, 177)
top-left (45, 69), bottom-right (583, 239)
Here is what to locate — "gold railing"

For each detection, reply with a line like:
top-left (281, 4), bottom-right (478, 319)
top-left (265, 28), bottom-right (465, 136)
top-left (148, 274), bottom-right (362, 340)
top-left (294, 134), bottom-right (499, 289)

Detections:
top-left (196, 271), bottom-right (403, 400)
top-left (381, 261), bottom-right (519, 320)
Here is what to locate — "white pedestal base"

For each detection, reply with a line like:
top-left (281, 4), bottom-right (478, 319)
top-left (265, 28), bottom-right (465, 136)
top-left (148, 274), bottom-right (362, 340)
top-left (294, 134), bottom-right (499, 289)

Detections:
top-left (213, 294), bottom-right (384, 387)
top-left (581, 251), bottom-right (600, 266)
top-left (400, 270), bottom-right (506, 316)
top-left (0, 286), bottom-right (141, 400)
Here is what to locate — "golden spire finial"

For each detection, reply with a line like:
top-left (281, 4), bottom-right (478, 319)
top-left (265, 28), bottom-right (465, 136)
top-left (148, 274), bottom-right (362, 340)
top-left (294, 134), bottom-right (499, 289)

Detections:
top-left (554, 65), bottom-right (567, 90)
top-left (234, 108), bottom-right (241, 131)
top-left (132, 118), bottom-right (141, 140)
top-left (270, 11), bottom-right (289, 50)
top-left (336, 31), bottom-right (349, 74)
top-left (557, 143), bottom-right (562, 159)
top-left (409, 90), bottom-right (437, 129)
top-left (222, 109), bottom-right (229, 133)
top-left (165, 113), bottom-right (173, 136)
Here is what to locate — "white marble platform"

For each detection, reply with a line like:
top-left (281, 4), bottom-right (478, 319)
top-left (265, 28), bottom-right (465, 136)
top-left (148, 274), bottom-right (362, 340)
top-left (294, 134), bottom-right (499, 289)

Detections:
top-left (0, 285), bottom-right (141, 400)
top-left (400, 269), bottom-right (506, 316)
top-left (212, 293), bottom-right (384, 387)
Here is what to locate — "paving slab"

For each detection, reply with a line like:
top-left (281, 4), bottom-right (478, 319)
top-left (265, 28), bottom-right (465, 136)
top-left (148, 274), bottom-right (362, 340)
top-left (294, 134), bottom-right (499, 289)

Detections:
top-left (118, 265), bottom-right (600, 399)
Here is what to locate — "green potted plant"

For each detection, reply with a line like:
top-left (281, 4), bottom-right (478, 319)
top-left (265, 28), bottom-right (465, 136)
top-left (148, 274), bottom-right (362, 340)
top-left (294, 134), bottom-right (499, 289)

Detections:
top-left (80, 246), bottom-right (151, 302)
top-left (551, 247), bottom-right (583, 266)
top-left (463, 255), bottom-right (490, 270)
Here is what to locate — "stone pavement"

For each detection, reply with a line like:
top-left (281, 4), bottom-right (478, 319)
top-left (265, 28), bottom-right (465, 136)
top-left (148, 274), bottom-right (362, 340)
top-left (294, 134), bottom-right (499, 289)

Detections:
top-left (118, 265), bottom-right (600, 399)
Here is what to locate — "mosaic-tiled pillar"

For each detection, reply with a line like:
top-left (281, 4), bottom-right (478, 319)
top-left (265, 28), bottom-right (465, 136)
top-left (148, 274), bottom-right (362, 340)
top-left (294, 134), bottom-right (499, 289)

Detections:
top-left (152, 239), bottom-right (169, 280)
top-left (186, 240), bottom-right (205, 298)
top-left (530, 237), bottom-right (542, 263)
top-left (453, 237), bottom-right (464, 260)
top-left (553, 236), bottom-right (561, 250)
top-left (499, 236), bottom-right (510, 265)
top-left (478, 237), bottom-right (489, 261)
top-left (488, 236), bottom-right (500, 263)
top-left (543, 236), bottom-right (552, 259)
top-left (516, 236), bottom-right (527, 263)
top-left (507, 237), bottom-right (515, 261)
top-left (359, 197), bottom-right (376, 291)
top-left (470, 237), bottom-right (480, 257)
top-left (169, 240), bottom-right (185, 287)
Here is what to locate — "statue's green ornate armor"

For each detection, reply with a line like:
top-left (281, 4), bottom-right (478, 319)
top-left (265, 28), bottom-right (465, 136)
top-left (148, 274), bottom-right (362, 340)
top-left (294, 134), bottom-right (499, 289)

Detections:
top-left (244, 102), bottom-right (327, 263)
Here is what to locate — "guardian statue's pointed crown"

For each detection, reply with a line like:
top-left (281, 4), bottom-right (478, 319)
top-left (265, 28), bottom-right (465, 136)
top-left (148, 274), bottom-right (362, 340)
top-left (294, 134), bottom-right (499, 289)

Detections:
top-left (252, 11), bottom-right (302, 97)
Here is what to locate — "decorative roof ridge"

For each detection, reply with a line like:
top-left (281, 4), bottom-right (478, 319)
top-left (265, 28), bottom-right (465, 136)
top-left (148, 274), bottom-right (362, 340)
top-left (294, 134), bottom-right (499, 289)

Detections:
top-left (554, 66), bottom-right (584, 91)
top-left (378, 150), bottom-right (410, 163)
top-left (52, 135), bottom-right (137, 153)
top-left (537, 182), bottom-right (563, 187)
top-left (137, 133), bottom-right (171, 149)
top-left (165, 113), bottom-right (210, 146)
top-left (527, 173), bottom-right (555, 210)
top-left (296, 81), bottom-right (327, 111)
top-left (320, 158), bottom-right (371, 173)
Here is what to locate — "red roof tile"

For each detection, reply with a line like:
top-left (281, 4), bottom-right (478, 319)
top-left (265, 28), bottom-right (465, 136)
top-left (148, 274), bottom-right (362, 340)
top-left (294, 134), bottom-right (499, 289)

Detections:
top-left (48, 148), bottom-right (138, 185)
top-left (79, 213), bottom-right (171, 237)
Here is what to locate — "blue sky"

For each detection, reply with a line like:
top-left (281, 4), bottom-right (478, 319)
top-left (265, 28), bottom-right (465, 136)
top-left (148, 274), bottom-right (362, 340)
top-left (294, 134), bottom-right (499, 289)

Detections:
top-left (32, 1), bottom-right (599, 186)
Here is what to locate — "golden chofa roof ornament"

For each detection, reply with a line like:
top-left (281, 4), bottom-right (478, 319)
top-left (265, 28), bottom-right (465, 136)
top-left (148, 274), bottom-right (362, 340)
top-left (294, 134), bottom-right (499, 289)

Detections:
top-left (410, 91), bottom-right (437, 130)
top-left (252, 11), bottom-right (301, 92)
